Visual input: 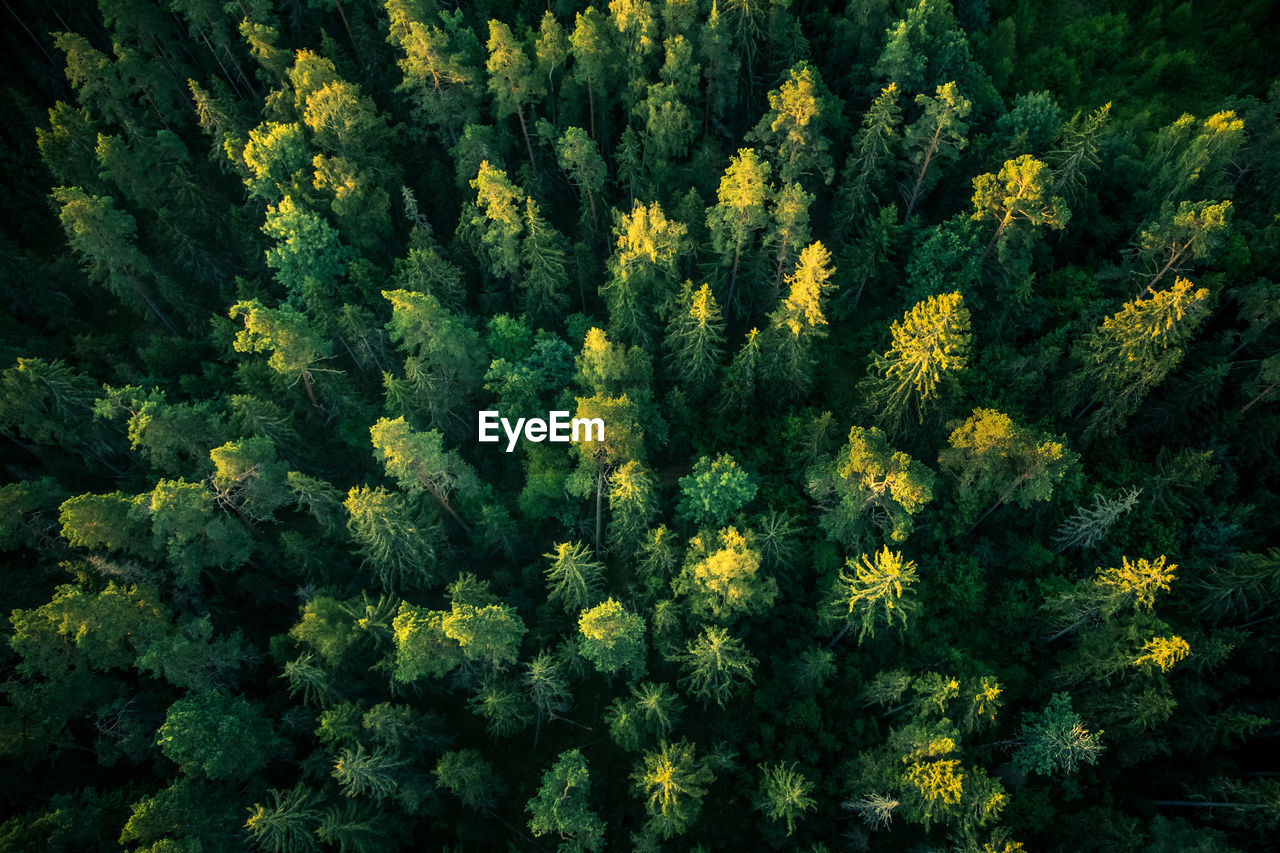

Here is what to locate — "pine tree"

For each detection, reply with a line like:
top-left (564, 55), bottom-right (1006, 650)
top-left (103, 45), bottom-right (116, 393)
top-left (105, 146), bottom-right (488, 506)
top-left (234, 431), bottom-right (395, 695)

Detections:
top-left (466, 160), bottom-right (525, 281)
top-left (526, 749), bottom-right (607, 852)
top-left (862, 292), bottom-right (971, 434)
top-left (631, 739), bottom-right (715, 839)
top-left (344, 485), bottom-right (439, 591)
top-left (244, 784), bottom-right (321, 853)
top-left (603, 201), bottom-right (689, 347)
top-left (672, 526), bottom-right (776, 622)
top-left (385, 0), bottom-right (482, 145)
top-left (679, 625), bottom-right (756, 707)
top-left (763, 183), bottom-right (813, 299)
top-left (971, 154), bottom-right (1069, 261)
top-left (756, 763), bottom-right (817, 836)
top-left (556, 126), bottom-right (607, 232)
top-left (574, 600), bottom-right (642, 679)
top-left (520, 198), bottom-right (570, 322)
top-left (718, 327), bottom-right (763, 413)
top-left (1012, 693), bottom-right (1105, 777)
top-left (837, 84), bottom-right (902, 231)
top-left (824, 546), bottom-right (920, 645)
top-left (664, 283), bottom-right (725, 394)
top-left (486, 20), bottom-right (543, 168)
top-left (764, 241), bottom-right (837, 398)
top-left (806, 425), bottom-right (936, 547)
top-left (1049, 102), bottom-right (1111, 200)
top-left (543, 541), bottom-right (605, 612)
top-left (675, 453), bottom-right (757, 528)
top-left (901, 81), bottom-right (971, 219)
top-left (1065, 277), bottom-right (1212, 438)
top-left (607, 460), bottom-right (658, 557)
top-left (229, 300), bottom-right (335, 407)
top-left (1053, 488), bottom-right (1142, 553)
top-left (370, 416), bottom-right (474, 531)
top-left (747, 61), bottom-right (836, 185)
top-left (938, 408), bottom-right (1077, 531)
top-left (706, 148), bottom-right (773, 312)
top-left (1135, 199), bottom-right (1232, 291)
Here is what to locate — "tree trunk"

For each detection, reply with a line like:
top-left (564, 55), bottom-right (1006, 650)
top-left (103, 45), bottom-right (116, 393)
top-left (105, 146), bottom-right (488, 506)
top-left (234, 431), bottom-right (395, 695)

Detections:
top-left (515, 102), bottom-right (536, 171)
top-left (594, 467), bottom-right (604, 552)
top-left (903, 125), bottom-right (942, 220)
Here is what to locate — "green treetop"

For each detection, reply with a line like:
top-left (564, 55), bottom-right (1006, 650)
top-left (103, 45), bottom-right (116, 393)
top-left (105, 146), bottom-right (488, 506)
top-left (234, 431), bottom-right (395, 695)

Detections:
top-left (806, 425), bottom-right (936, 547)
top-left (526, 749), bottom-right (606, 852)
top-left (578, 598), bottom-right (647, 678)
top-left (823, 546), bottom-right (920, 645)
top-left (862, 291), bottom-right (971, 433)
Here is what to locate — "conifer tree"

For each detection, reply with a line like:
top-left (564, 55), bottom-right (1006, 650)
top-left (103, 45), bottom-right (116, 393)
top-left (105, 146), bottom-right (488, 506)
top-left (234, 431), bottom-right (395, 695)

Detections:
top-left (862, 292), bottom-right (971, 433)
top-left (756, 763), bottom-right (817, 836)
top-left (747, 61), bottom-right (836, 185)
top-left (901, 82), bottom-right (971, 219)
top-left (807, 425), bottom-right (936, 547)
top-left (385, 0), bottom-right (482, 145)
top-left (1052, 488), bottom-right (1142, 552)
top-left (607, 460), bottom-right (658, 557)
top-left (1135, 199), bottom-right (1232, 291)
top-left (672, 526), bottom-right (776, 622)
top-left (679, 625), bottom-right (756, 707)
top-left (486, 20), bottom-right (543, 168)
top-left (526, 749), bottom-right (606, 852)
top-left (544, 541), bottom-right (605, 613)
top-left (520, 198), bottom-right (570, 323)
top-left (837, 84), bottom-right (902, 231)
top-left (569, 7), bottom-right (619, 142)
top-left (706, 148), bottom-right (773, 312)
top-left (370, 416), bottom-right (474, 531)
top-left (824, 546), bottom-right (920, 645)
top-left (971, 154), bottom-right (1069, 261)
top-left (718, 327), bottom-right (764, 413)
top-left (938, 408), bottom-right (1077, 531)
top-left (1049, 102), bottom-right (1111, 201)
top-left (578, 598), bottom-right (647, 678)
top-left (556, 126), bottom-right (607, 232)
top-left (765, 241), bottom-right (836, 398)
top-left (764, 183), bottom-right (813, 298)
top-left (664, 282), bottom-right (725, 394)
top-left (229, 300), bottom-right (335, 407)
top-left (632, 739), bottom-right (715, 839)
top-left (1065, 277), bottom-right (1212, 438)
top-left (466, 160), bottom-right (525, 281)
top-left (601, 201), bottom-right (689, 346)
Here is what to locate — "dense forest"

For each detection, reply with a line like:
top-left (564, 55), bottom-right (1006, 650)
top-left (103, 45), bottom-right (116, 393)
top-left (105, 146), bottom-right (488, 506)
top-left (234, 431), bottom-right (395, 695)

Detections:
top-left (2, 0), bottom-right (1279, 849)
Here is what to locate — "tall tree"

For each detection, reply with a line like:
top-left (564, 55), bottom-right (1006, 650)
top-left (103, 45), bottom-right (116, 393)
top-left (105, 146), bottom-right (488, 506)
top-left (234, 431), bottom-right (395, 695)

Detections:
top-left (747, 61), bottom-right (836, 185)
top-left (229, 300), bottom-right (336, 407)
top-left (485, 20), bottom-right (544, 169)
top-left (706, 148), bottom-right (773, 313)
top-left (631, 739), bottom-right (715, 839)
top-left (664, 282), bottom-right (726, 394)
top-left (901, 81), bottom-right (971, 219)
top-left (823, 546), bottom-right (920, 645)
top-left (526, 749), bottom-right (607, 852)
top-left (938, 408), bottom-right (1077, 531)
top-left (806, 425), bottom-right (936, 547)
top-left (861, 292), bottom-right (971, 434)
top-left (971, 154), bottom-right (1069, 261)
top-left (764, 241), bottom-right (837, 398)
top-left (836, 84), bottom-right (902, 231)
top-left (1064, 277), bottom-right (1212, 438)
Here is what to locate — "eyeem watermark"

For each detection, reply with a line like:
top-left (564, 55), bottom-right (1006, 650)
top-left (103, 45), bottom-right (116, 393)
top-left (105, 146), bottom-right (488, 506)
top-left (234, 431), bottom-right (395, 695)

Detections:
top-left (478, 410), bottom-right (604, 452)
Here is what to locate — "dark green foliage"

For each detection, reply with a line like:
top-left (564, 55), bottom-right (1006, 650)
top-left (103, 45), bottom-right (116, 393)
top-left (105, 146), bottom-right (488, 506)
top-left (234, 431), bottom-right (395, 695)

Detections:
top-left (1, 2), bottom-right (1278, 851)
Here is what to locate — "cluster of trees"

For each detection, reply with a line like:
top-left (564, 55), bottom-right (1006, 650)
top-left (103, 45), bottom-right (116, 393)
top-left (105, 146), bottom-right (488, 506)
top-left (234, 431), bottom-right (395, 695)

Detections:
top-left (2, 0), bottom-right (1279, 850)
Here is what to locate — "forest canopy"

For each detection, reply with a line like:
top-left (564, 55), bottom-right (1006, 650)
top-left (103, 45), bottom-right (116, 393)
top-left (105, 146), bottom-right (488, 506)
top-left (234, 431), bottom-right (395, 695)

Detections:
top-left (1, 0), bottom-right (1279, 851)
